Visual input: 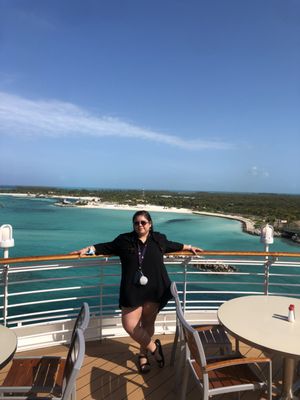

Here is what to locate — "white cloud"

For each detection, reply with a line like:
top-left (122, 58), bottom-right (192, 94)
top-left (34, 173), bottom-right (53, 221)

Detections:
top-left (249, 166), bottom-right (270, 178)
top-left (0, 92), bottom-right (234, 151)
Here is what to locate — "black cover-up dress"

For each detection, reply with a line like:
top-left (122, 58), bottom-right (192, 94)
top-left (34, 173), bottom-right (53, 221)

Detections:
top-left (93, 231), bottom-right (183, 310)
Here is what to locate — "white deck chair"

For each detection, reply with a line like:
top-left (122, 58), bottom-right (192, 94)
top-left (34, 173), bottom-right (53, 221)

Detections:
top-left (0, 328), bottom-right (85, 400)
top-left (170, 282), bottom-right (232, 368)
top-left (177, 301), bottom-right (272, 400)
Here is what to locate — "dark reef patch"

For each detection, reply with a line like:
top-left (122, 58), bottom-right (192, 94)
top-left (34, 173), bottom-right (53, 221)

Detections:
top-left (165, 218), bottom-right (193, 224)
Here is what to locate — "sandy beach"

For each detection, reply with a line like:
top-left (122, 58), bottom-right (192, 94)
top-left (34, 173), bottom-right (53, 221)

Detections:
top-left (69, 200), bottom-right (256, 233)
top-left (0, 192), bottom-right (256, 233)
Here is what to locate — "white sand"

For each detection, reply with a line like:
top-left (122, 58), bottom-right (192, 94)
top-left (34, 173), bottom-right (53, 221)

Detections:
top-left (76, 202), bottom-right (193, 214)
top-left (0, 192), bottom-right (254, 229)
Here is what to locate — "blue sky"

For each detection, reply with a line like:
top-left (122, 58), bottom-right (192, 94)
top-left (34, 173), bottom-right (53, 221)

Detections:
top-left (0, 0), bottom-right (299, 194)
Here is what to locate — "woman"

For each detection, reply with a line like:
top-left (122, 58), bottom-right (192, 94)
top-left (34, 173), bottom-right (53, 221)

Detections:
top-left (71, 210), bottom-right (202, 373)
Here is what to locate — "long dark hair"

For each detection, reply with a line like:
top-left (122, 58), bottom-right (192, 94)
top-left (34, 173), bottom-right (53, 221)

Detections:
top-left (132, 210), bottom-right (153, 232)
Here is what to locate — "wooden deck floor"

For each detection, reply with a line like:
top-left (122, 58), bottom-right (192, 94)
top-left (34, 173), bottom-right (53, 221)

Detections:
top-left (0, 333), bottom-right (295, 399)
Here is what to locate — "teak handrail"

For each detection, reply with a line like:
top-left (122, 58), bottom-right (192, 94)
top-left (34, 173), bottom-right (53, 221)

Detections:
top-left (1, 250), bottom-right (300, 265)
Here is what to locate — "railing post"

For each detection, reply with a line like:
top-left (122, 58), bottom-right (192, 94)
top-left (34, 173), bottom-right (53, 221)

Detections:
top-left (264, 254), bottom-right (270, 295)
top-left (182, 257), bottom-right (191, 313)
top-left (3, 264), bottom-right (9, 326)
top-left (0, 224), bottom-right (15, 326)
top-left (99, 261), bottom-right (105, 341)
top-left (260, 224), bottom-right (274, 295)
top-left (0, 239), bottom-right (10, 326)
top-left (264, 256), bottom-right (276, 295)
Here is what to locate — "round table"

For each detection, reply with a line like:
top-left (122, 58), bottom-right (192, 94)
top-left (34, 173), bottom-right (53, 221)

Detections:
top-left (0, 324), bottom-right (17, 369)
top-left (218, 295), bottom-right (300, 400)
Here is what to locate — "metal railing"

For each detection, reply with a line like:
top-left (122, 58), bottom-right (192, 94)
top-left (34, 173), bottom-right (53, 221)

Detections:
top-left (1, 250), bottom-right (300, 349)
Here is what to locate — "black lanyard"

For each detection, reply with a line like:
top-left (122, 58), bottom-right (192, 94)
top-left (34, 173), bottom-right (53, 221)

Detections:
top-left (137, 242), bottom-right (147, 268)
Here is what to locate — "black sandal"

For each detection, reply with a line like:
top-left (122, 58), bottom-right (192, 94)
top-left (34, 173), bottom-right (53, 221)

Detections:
top-left (151, 339), bottom-right (165, 368)
top-left (138, 354), bottom-right (151, 374)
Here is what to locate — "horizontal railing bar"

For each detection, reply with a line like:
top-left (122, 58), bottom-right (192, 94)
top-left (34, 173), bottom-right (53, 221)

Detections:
top-left (11, 314), bottom-right (84, 325)
top-left (193, 261), bottom-right (300, 268)
top-left (186, 271), bottom-right (264, 276)
top-left (185, 300), bottom-right (224, 303)
top-left (7, 294), bottom-right (97, 308)
top-left (191, 260), bottom-right (265, 264)
top-left (6, 304), bottom-right (102, 321)
top-left (7, 275), bottom-right (120, 290)
top-left (4, 264), bottom-right (105, 273)
top-left (6, 293), bottom-right (119, 310)
top-left (268, 273), bottom-right (300, 277)
top-left (7, 308), bottom-right (86, 320)
top-left (187, 307), bottom-right (222, 311)
top-left (2, 250), bottom-right (300, 265)
top-left (8, 309), bottom-right (120, 327)
top-left (0, 254), bottom-right (117, 264)
top-left (3, 260), bottom-right (300, 273)
top-left (6, 288), bottom-right (120, 299)
top-left (272, 262), bottom-right (300, 266)
top-left (3, 259), bottom-right (118, 272)
top-left (6, 274), bottom-right (102, 285)
top-left (185, 281), bottom-right (264, 286)
top-left (7, 294), bottom-right (119, 307)
top-left (7, 285), bottom-right (98, 297)
top-left (11, 315), bottom-right (83, 325)
top-left (187, 290), bottom-right (264, 294)
top-left (267, 292), bottom-right (300, 297)
top-left (269, 282), bottom-right (300, 287)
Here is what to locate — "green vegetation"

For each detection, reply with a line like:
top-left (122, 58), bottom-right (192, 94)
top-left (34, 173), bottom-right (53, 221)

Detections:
top-left (1, 186), bottom-right (300, 230)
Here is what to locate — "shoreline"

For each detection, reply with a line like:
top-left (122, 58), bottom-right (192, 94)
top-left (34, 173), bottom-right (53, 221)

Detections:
top-left (0, 191), bottom-right (257, 233)
top-left (2, 192), bottom-right (299, 246)
top-left (192, 211), bottom-right (258, 235)
top-left (2, 191), bottom-right (298, 242)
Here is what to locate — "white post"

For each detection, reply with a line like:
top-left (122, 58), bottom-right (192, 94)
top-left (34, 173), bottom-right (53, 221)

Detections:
top-left (0, 224), bottom-right (15, 326)
top-left (260, 224), bottom-right (274, 295)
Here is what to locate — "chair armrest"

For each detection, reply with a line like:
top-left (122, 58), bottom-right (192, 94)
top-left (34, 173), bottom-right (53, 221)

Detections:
top-left (206, 351), bottom-right (241, 361)
top-left (192, 325), bottom-right (215, 332)
top-left (204, 356), bottom-right (271, 372)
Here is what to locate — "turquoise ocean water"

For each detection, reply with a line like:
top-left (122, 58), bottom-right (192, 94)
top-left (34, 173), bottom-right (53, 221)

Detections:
top-left (0, 195), bottom-right (299, 257)
top-left (1, 195), bottom-right (300, 320)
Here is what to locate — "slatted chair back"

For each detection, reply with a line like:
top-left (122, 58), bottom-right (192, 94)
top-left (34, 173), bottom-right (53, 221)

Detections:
top-left (0, 328), bottom-right (86, 400)
top-left (176, 299), bottom-right (207, 370)
top-left (176, 303), bottom-right (272, 400)
top-left (71, 302), bottom-right (90, 340)
top-left (170, 281), bottom-right (232, 354)
top-left (61, 328), bottom-right (85, 400)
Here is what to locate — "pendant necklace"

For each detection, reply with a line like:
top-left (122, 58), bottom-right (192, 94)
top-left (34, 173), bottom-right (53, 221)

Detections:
top-left (137, 242), bottom-right (148, 285)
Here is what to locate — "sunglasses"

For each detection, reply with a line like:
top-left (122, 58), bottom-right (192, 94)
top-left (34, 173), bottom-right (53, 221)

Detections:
top-left (134, 220), bottom-right (149, 226)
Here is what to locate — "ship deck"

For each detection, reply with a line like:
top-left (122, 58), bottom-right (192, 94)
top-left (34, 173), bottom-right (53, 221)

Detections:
top-left (0, 333), bottom-right (291, 400)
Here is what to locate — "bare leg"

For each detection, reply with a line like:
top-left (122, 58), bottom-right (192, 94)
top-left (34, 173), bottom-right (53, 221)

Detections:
top-left (140, 302), bottom-right (159, 354)
top-left (122, 302), bottom-right (163, 367)
top-left (121, 302), bottom-right (158, 351)
top-left (122, 305), bottom-right (151, 349)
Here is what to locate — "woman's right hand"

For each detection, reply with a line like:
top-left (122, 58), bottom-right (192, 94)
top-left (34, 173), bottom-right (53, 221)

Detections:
top-left (70, 246), bottom-right (95, 257)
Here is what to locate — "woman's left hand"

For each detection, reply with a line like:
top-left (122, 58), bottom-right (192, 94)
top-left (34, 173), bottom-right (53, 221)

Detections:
top-left (183, 244), bottom-right (203, 254)
top-left (190, 246), bottom-right (203, 254)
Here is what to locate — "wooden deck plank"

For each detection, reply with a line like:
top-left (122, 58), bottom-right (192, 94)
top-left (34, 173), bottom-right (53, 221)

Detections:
top-left (0, 333), bottom-right (286, 399)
